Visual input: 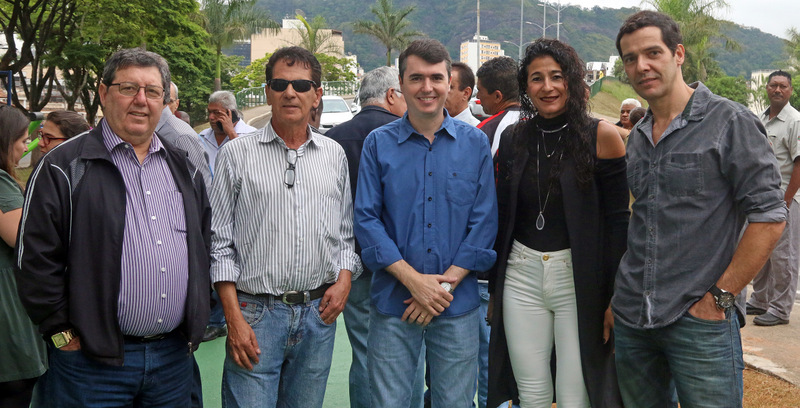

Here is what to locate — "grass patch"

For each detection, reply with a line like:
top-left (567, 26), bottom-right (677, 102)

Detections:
top-left (743, 368), bottom-right (800, 408)
top-left (589, 78), bottom-right (647, 119)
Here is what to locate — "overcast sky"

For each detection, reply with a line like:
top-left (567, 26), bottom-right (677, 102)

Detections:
top-left (560, 0), bottom-right (795, 39)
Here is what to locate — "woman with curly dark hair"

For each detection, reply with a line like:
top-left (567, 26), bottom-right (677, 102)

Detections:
top-left (487, 39), bottom-right (629, 408)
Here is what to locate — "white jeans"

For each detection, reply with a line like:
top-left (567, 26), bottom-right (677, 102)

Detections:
top-left (503, 241), bottom-right (589, 408)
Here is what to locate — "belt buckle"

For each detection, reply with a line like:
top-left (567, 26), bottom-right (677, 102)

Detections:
top-left (281, 290), bottom-right (309, 305)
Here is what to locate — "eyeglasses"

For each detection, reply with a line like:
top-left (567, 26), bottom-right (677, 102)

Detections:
top-left (37, 130), bottom-right (68, 145)
top-left (268, 79), bottom-right (317, 93)
top-left (109, 82), bottom-right (165, 99)
top-left (284, 149), bottom-right (298, 188)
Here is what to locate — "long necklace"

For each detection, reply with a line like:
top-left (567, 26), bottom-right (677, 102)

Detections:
top-left (535, 126), bottom-right (566, 231)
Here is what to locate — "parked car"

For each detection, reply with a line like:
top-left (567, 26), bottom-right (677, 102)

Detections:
top-left (469, 89), bottom-right (488, 120)
top-left (320, 95), bottom-right (354, 133)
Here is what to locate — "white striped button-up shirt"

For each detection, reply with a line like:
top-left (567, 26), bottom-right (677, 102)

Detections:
top-left (101, 121), bottom-right (188, 336)
top-left (209, 122), bottom-right (361, 295)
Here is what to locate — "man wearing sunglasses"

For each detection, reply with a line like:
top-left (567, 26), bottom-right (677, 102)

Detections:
top-left (16, 48), bottom-right (211, 406)
top-left (209, 46), bottom-right (361, 408)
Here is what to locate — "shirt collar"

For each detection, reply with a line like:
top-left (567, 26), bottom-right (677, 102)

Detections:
top-left (396, 110), bottom-right (458, 144)
top-left (100, 119), bottom-right (163, 155)
top-left (682, 82), bottom-right (710, 122)
top-left (259, 120), bottom-right (321, 149)
top-left (761, 103), bottom-right (793, 123)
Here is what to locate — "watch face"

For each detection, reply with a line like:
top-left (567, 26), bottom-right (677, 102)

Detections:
top-left (52, 333), bottom-right (68, 348)
top-left (441, 282), bottom-right (452, 293)
top-left (718, 293), bottom-right (735, 309)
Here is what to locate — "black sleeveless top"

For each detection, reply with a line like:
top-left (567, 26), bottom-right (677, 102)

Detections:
top-left (513, 114), bottom-right (572, 251)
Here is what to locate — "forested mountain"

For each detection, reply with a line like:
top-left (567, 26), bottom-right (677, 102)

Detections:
top-left (254, 0), bottom-right (786, 77)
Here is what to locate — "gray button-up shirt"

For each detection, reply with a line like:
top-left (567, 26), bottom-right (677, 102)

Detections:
top-left (612, 83), bottom-right (787, 329)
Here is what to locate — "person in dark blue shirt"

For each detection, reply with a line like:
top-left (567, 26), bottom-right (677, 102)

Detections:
top-left (326, 66), bottom-right (407, 408)
top-left (354, 38), bottom-right (498, 408)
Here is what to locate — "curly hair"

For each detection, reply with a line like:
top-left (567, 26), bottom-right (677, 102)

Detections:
top-left (514, 38), bottom-right (595, 187)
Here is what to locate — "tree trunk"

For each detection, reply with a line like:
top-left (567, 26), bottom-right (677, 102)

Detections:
top-left (215, 48), bottom-right (222, 91)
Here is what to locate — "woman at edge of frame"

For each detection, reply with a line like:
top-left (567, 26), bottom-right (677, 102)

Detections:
top-left (487, 38), bottom-right (629, 408)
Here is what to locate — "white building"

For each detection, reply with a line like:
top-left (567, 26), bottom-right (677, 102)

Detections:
top-left (460, 35), bottom-right (505, 73)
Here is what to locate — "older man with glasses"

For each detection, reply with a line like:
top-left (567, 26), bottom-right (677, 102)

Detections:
top-left (15, 48), bottom-right (212, 406)
top-left (208, 46), bottom-right (361, 408)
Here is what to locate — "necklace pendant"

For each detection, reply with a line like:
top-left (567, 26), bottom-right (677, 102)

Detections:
top-left (536, 212), bottom-right (545, 230)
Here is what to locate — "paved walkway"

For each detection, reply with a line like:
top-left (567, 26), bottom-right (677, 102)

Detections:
top-left (741, 285), bottom-right (800, 386)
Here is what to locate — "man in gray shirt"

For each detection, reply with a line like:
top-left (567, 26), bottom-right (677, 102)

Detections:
top-left (612, 11), bottom-right (786, 408)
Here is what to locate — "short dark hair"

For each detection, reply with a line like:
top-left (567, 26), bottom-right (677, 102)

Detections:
top-left (398, 39), bottom-right (452, 79)
top-left (265, 46), bottom-right (322, 88)
top-left (616, 10), bottom-right (682, 56)
top-left (46, 110), bottom-right (91, 139)
top-left (768, 70), bottom-right (792, 84)
top-left (629, 106), bottom-right (647, 125)
top-left (102, 48), bottom-right (171, 104)
top-left (451, 62), bottom-right (475, 92)
top-left (0, 104), bottom-right (29, 181)
top-left (476, 56), bottom-right (518, 102)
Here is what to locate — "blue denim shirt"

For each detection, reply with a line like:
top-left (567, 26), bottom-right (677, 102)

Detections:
top-left (354, 112), bottom-right (498, 317)
top-left (612, 83), bottom-right (787, 329)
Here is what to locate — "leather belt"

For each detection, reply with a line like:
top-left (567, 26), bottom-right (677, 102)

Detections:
top-left (123, 331), bottom-right (174, 343)
top-left (271, 283), bottom-right (332, 305)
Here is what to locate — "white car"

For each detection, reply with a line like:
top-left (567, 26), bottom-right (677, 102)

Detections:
top-left (469, 88), bottom-right (488, 120)
top-left (320, 95), bottom-right (354, 133)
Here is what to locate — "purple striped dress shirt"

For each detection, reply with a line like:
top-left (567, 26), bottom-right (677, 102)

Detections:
top-left (101, 120), bottom-right (189, 336)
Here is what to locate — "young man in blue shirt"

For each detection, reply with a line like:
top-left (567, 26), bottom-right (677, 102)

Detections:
top-left (354, 39), bottom-right (498, 407)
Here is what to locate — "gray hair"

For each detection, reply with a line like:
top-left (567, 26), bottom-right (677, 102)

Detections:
top-left (360, 66), bottom-right (401, 107)
top-left (170, 82), bottom-right (179, 100)
top-left (102, 48), bottom-right (171, 104)
top-left (208, 90), bottom-right (238, 111)
top-left (620, 98), bottom-right (642, 109)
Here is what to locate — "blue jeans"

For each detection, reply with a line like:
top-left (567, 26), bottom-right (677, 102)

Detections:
top-left (615, 310), bottom-right (744, 408)
top-left (343, 272), bottom-right (371, 408)
top-left (222, 293), bottom-right (336, 408)
top-left (369, 306), bottom-right (479, 408)
top-left (43, 332), bottom-right (193, 407)
top-left (476, 282), bottom-right (491, 408)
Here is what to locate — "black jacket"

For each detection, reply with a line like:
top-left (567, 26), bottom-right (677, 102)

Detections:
top-left (15, 125), bottom-right (211, 366)
top-left (487, 120), bottom-right (629, 408)
top-left (326, 105), bottom-right (400, 259)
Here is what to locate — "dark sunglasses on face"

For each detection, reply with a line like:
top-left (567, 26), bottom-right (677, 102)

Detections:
top-left (268, 79), bottom-right (317, 93)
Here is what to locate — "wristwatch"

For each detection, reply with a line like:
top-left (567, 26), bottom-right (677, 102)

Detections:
top-left (708, 284), bottom-right (735, 310)
top-left (51, 329), bottom-right (76, 348)
top-left (440, 282), bottom-right (453, 294)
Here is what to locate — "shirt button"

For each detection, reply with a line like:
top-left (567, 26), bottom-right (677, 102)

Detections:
top-left (151, 216), bottom-right (156, 220)
top-left (427, 248), bottom-right (432, 253)
top-left (650, 163), bottom-right (656, 168)
top-left (157, 318), bottom-right (163, 324)
top-left (156, 240), bottom-right (162, 245)
top-left (161, 267), bottom-right (166, 272)
top-left (161, 293), bottom-right (167, 299)
top-left (427, 223), bottom-right (432, 228)
top-left (644, 290), bottom-right (651, 296)
top-left (428, 172), bottom-right (432, 176)
top-left (429, 147), bottom-right (432, 151)
top-left (649, 195), bottom-right (654, 199)
top-left (146, 191), bottom-right (151, 195)
top-left (428, 197), bottom-right (432, 201)
top-left (542, 254), bottom-right (550, 261)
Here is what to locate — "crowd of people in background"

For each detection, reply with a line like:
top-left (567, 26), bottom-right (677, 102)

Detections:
top-left (0, 9), bottom-right (797, 408)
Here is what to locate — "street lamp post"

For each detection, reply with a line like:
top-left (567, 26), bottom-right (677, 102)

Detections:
top-left (519, 0), bottom-right (524, 61)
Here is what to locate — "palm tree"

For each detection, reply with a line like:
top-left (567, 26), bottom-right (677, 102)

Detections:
top-left (646, 0), bottom-right (739, 83)
top-left (199, 0), bottom-right (279, 90)
top-left (294, 14), bottom-right (342, 56)
top-left (352, 0), bottom-right (422, 67)
top-left (785, 27), bottom-right (800, 72)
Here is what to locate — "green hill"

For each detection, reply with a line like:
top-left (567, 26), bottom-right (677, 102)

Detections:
top-left (253, 0), bottom-right (786, 77)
